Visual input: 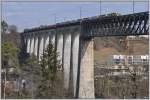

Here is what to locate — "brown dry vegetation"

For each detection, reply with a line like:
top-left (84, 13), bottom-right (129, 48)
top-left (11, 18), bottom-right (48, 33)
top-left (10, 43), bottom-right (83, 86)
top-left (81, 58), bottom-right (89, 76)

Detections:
top-left (94, 36), bottom-right (149, 99)
top-left (94, 36), bottom-right (149, 64)
top-left (94, 48), bottom-right (124, 64)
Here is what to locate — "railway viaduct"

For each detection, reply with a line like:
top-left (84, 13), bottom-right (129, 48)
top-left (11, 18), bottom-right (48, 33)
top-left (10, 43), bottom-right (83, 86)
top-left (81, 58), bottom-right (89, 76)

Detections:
top-left (21, 11), bottom-right (149, 98)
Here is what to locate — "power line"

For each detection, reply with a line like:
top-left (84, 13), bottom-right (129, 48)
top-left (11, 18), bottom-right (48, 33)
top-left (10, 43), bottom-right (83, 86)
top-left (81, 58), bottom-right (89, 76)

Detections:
top-left (54, 14), bottom-right (56, 24)
top-left (80, 6), bottom-right (82, 19)
top-left (133, 0), bottom-right (135, 13)
top-left (99, 0), bottom-right (101, 15)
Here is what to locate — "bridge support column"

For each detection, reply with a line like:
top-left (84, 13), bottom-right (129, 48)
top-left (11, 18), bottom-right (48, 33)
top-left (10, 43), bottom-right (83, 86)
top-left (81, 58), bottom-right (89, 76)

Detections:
top-left (72, 34), bottom-right (79, 96)
top-left (44, 36), bottom-right (49, 50)
top-left (63, 34), bottom-right (71, 90)
top-left (51, 34), bottom-right (55, 45)
top-left (78, 38), bottom-right (95, 98)
top-left (49, 33), bottom-right (56, 50)
top-left (24, 38), bottom-right (27, 46)
top-left (57, 33), bottom-right (63, 68)
top-left (39, 37), bottom-right (44, 61)
top-left (34, 37), bottom-right (38, 56)
top-left (27, 38), bottom-right (31, 53)
top-left (30, 37), bottom-right (34, 55)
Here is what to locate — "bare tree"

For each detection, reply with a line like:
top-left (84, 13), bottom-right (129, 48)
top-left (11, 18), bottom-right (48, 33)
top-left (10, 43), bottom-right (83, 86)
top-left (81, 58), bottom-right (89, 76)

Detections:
top-left (8, 25), bottom-right (17, 33)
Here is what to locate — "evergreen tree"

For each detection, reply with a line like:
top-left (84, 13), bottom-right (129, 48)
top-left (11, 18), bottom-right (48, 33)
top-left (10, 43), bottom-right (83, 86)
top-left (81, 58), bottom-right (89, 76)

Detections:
top-left (36, 41), bottom-right (62, 98)
top-left (2, 42), bottom-right (19, 69)
top-left (1, 42), bottom-right (20, 98)
top-left (1, 20), bottom-right (8, 34)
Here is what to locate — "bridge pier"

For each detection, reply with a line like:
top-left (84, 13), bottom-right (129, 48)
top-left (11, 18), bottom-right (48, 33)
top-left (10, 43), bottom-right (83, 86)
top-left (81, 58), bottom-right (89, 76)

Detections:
top-left (78, 38), bottom-right (95, 98)
top-left (39, 36), bottom-right (44, 61)
top-left (57, 33), bottom-right (63, 68)
top-left (30, 37), bottom-right (34, 54)
top-left (63, 33), bottom-right (71, 90)
top-left (34, 37), bottom-right (38, 56)
top-left (50, 33), bottom-right (56, 45)
top-left (72, 33), bottom-right (79, 97)
top-left (27, 38), bottom-right (31, 53)
top-left (44, 35), bottom-right (49, 51)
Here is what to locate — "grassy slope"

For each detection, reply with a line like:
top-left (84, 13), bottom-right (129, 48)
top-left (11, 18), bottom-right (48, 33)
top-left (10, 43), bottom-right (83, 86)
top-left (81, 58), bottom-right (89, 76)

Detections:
top-left (94, 37), bottom-right (149, 64)
top-left (94, 48), bottom-right (125, 64)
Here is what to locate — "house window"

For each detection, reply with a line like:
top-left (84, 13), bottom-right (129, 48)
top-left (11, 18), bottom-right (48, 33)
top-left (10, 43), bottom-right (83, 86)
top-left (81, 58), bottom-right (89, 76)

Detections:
top-left (143, 59), bottom-right (148, 65)
top-left (115, 59), bottom-right (120, 64)
top-left (128, 57), bottom-right (133, 64)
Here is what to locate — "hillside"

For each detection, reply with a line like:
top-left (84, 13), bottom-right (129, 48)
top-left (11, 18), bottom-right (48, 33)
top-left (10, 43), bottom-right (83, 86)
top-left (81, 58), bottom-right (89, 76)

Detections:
top-left (2, 33), bottom-right (21, 48)
top-left (94, 36), bottom-right (149, 65)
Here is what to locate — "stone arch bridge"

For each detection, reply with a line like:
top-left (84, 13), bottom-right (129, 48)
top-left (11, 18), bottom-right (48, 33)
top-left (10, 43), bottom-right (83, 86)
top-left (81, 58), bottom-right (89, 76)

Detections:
top-left (21, 11), bottom-right (149, 98)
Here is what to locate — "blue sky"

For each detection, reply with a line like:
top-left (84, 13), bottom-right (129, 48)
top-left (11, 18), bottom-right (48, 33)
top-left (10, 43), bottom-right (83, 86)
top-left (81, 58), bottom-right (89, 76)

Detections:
top-left (2, 1), bottom-right (149, 32)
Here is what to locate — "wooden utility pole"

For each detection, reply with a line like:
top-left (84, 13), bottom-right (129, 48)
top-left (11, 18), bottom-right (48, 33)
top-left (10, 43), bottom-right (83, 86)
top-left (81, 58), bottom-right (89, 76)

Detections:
top-left (4, 69), bottom-right (6, 99)
top-left (79, 6), bottom-right (82, 19)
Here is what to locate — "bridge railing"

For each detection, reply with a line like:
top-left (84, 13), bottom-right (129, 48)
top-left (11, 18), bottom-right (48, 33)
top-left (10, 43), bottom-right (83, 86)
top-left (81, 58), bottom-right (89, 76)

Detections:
top-left (81, 11), bottom-right (149, 38)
